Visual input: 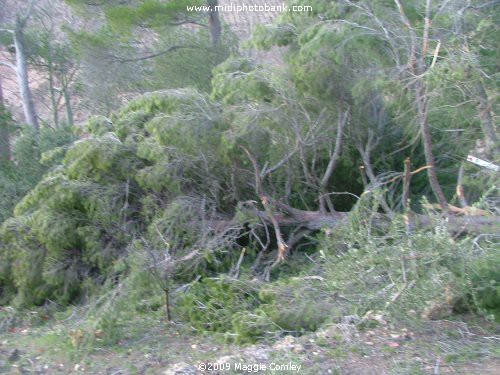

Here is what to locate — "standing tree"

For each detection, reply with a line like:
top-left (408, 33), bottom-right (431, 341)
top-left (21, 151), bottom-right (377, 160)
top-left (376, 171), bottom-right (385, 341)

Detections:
top-left (0, 0), bottom-right (39, 130)
top-left (64, 0), bottom-right (234, 114)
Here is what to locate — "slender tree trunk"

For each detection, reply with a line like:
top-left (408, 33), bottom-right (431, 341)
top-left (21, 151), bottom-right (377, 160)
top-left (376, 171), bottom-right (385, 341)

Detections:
top-left (0, 77), bottom-right (11, 162)
top-left (61, 74), bottom-right (74, 127)
top-left (359, 146), bottom-right (394, 216)
top-left (420, 0), bottom-right (448, 210)
top-left (415, 79), bottom-right (449, 210)
top-left (474, 80), bottom-right (498, 156)
top-left (456, 162), bottom-right (468, 208)
top-left (319, 104), bottom-right (349, 212)
top-left (47, 47), bottom-right (59, 128)
top-left (14, 17), bottom-right (39, 131)
top-left (207, 0), bottom-right (221, 47)
top-left (164, 288), bottom-right (171, 321)
top-left (394, 0), bottom-right (448, 210)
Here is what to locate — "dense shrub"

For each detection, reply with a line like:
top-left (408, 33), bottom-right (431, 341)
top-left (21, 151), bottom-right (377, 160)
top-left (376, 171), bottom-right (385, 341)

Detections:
top-left (0, 89), bottom-right (235, 307)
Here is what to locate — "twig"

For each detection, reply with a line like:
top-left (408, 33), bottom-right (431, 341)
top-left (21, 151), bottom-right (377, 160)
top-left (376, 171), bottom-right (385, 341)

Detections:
top-left (387, 280), bottom-right (416, 306)
top-left (230, 247), bottom-right (246, 279)
top-left (433, 356), bottom-right (441, 375)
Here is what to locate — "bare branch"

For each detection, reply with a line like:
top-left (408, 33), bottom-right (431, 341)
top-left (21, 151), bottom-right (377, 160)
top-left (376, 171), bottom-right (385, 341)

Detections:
top-left (112, 45), bottom-right (203, 63)
top-left (0, 61), bottom-right (16, 71)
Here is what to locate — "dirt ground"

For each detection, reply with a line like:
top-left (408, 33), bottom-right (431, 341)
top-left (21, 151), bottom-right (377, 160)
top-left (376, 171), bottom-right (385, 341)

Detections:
top-left (1, 313), bottom-right (498, 374)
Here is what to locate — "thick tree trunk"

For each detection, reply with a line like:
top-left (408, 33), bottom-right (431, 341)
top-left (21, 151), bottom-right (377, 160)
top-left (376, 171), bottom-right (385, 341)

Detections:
top-left (0, 77), bottom-right (11, 162)
top-left (251, 206), bottom-right (500, 235)
top-left (207, 0), bottom-right (221, 47)
top-left (14, 17), bottom-right (39, 131)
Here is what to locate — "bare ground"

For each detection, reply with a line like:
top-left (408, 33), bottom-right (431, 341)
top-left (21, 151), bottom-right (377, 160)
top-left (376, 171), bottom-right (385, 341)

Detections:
top-left (0, 313), bottom-right (498, 374)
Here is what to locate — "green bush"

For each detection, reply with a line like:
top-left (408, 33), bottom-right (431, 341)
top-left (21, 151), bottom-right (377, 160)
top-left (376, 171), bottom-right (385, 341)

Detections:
top-left (176, 278), bottom-right (262, 335)
top-left (470, 251), bottom-right (500, 322)
top-left (317, 194), bottom-right (500, 322)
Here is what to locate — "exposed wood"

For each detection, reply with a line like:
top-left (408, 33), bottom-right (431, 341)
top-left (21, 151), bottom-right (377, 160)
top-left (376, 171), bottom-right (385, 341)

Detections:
top-left (359, 165), bottom-right (368, 188)
top-left (248, 207), bottom-right (499, 235)
top-left (456, 162), bottom-right (468, 208)
top-left (241, 146), bottom-right (289, 262)
top-left (402, 158), bottom-right (414, 237)
top-left (402, 158), bottom-right (411, 211)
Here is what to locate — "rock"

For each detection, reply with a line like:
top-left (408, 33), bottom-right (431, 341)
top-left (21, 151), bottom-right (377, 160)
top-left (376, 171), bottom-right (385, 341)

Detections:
top-left (8, 348), bottom-right (20, 362)
top-left (362, 311), bottom-right (387, 325)
top-left (242, 345), bottom-right (269, 361)
top-left (163, 362), bottom-right (197, 375)
top-left (273, 335), bottom-right (296, 351)
top-left (341, 315), bottom-right (361, 324)
top-left (216, 356), bottom-right (234, 365)
top-left (421, 302), bottom-right (453, 320)
top-left (292, 344), bottom-right (306, 354)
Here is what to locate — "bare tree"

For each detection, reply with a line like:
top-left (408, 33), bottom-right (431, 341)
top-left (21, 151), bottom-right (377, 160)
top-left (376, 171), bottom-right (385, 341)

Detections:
top-left (393, 0), bottom-right (448, 210)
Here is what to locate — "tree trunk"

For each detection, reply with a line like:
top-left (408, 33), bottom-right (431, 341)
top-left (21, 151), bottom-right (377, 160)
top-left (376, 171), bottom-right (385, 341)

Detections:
top-left (250, 205), bottom-right (500, 235)
top-left (164, 288), bottom-right (171, 321)
top-left (456, 162), bottom-right (468, 208)
top-left (415, 0), bottom-right (448, 211)
top-left (474, 80), bottom-right (498, 156)
top-left (47, 47), bottom-right (59, 128)
top-left (0, 77), bottom-right (11, 163)
top-left (207, 0), bottom-right (221, 47)
top-left (394, 0), bottom-right (448, 211)
top-left (319, 105), bottom-right (349, 212)
top-left (14, 16), bottom-right (39, 131)
top-left (415, 79), bottom-right (448, 211)
top-left (61, 73), bottom-right (74, 127)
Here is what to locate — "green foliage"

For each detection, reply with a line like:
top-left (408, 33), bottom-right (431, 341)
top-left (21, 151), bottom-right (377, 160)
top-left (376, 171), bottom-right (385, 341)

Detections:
top-left (67, 0), bottom-right (237, 115)
top-left (2, 2), bottom-right (498, 348)
top-left (103, 0), bottom-right (204, 32)
top-left (0, 89), bottom-right (234, 306)
top-left (318, 193), bottom-right (499, 322)
top-left (176, 278), bottom-right (261, 335)
top-left (0, 125), bottom-right (75, 224)
top-left (470, 252), bottom-right (500, 322)
top-left (211, 57), bottom-right (276, 105)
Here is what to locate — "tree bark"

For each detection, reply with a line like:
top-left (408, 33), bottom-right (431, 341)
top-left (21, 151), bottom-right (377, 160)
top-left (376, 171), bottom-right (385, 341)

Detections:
top-left (207, 0), bottom-right (221, 47)
top-left (14, 16), bottom-right (39, 131)
top-left (319, 105), bottom-right (349, 212)
top-left (61, 73), bottom-right (74, 127)
top-left (415, 79), bottom-right (448, 210)
top-left (474, 79), bottom-right (498, 156)
top-left (250, 205), bottom-right (500, 235)
top-left (47, 46), bottom-right (59, 128)
top-left (456, 162), bottom-right (468, 208)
